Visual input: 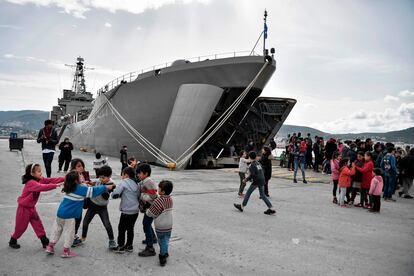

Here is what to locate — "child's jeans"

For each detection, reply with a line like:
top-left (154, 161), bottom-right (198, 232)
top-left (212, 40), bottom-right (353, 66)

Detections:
top-left (143, 214), bottom-right (156, 246)
top-left (339, 187), bottom-right (347, 205)
top-left (50, 217), bottom-right (75, 248)
top-left (242, 184), bottom-right (273, 209)
top-left (156, 231), bottom-right (171, 256)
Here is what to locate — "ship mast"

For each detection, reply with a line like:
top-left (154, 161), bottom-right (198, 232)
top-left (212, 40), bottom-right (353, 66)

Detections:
top-left (65, 56), bottom-right (94, 94)
top-left (263, 9), bottom-right (268, 56)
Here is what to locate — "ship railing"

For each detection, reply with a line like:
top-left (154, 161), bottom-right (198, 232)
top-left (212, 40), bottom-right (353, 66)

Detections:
top-left (97, 50), bottom-right (260, 95)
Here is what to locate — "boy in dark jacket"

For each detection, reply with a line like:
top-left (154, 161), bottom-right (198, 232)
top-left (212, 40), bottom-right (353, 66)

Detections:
top-left (234, 151), bottom-right (276, 215)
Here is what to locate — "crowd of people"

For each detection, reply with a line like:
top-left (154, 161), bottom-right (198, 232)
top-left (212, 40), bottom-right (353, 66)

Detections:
top-left (8, 120), bottom-right (414, 268)
top-left (9, 121), bottom-right (174, 267)
top-left (282, 132), bottom-right (414, 212)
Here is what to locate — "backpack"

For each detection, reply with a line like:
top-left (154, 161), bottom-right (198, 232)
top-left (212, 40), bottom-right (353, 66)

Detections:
top-left (383, 157), bottom-right (391, 172)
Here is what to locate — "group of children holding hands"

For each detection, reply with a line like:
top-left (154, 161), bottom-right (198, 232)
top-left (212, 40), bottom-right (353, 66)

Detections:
top-left (9, 157), bottom-right (174, 267)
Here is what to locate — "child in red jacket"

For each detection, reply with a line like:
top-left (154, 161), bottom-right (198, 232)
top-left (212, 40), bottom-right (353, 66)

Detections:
top-left (338, 159), bottom-right (355, 207)
top-left (355, 151), bottom-right (374, 208)
top-left (9, 163), bottom-right (64, 249)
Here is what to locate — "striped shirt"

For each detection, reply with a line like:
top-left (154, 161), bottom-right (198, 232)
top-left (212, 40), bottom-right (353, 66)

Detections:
top-left (146, 195), bottom-right (173, 232)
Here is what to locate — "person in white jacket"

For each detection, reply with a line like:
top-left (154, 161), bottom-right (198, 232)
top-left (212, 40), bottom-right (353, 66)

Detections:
top-left (238, 150), bottom-right (250, 197)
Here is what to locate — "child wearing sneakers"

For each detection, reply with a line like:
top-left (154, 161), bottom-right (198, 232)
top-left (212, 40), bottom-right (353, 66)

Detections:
top-left (111, 167), bottom-right (140, 253)
top-left (355, 151), bottom-right (374, 208)
top-left (46, 171), bottom-right (114, 257)
top-left (338, 158), bottom-right (355, 207)
top-left (9, 163), bottom-right (64, 249)
top-left (146, 180), bottom-right (174, 266)
top-left (369, 168), bottom-right (383, 213)
top-left (81, 165), bottom-right (117, 249)
top-left (330, 152), bottom-right (341, 204)
top-left (70, 158), bottom-right (92, 247)
top-left (234, 151), bottom-right (276, 215)
top-left (137, 163), bottom-right (159, 257)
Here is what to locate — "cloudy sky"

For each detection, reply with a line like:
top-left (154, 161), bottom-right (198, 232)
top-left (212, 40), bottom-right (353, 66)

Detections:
top-left (0, 0), bottom-right (413, 133)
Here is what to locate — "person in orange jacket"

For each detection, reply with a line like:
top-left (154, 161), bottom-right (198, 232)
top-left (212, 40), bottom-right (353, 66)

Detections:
top-left (338, 158), bottom-right (355, 207)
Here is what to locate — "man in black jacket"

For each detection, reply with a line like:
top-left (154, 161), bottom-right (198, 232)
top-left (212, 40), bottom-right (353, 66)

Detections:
top-left (37, 120), bottom-right (58, 177)
top-left (234, 151), bottom-right (276, 215)
top-left (399, 148), bottom-right (414, 199)
top-left (120, 145), bottom-right (128, 173)
top-left (58, 137), bottom-right (73, 172)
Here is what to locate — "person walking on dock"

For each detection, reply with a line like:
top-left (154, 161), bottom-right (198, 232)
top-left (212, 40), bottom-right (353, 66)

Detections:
top-left (234, 151), bottom-right (276, 215)
top-left (58, 137), bottom-right (73, 173)
top-left (120, 145), bottom-right (128, 173)
top-left (37, 120), bottom-right (58, 177)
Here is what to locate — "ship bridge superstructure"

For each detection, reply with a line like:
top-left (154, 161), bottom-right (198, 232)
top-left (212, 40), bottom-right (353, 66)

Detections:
top-left (51, 57), bottom-right (94, 126)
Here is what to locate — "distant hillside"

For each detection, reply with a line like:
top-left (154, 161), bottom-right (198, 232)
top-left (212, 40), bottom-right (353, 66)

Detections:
top-left (0, 110), bottom-right (49, 130)
top-left (277, 125), bottom-right (328, 138)
top-left (278, 125), bottom-right (414, 144)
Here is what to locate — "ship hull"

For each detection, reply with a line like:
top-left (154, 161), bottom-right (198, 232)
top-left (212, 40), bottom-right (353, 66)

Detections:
top-left (61, 55), bottom-right (294, 167)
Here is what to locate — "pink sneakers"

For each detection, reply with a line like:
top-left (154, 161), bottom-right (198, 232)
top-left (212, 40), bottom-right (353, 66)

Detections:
top-left (61, 247), bottom-right (77, 258)
top-left (45, 243), bottom-right (55, 254)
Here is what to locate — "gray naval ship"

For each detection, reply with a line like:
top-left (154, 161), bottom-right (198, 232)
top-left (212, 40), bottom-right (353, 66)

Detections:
top-left (51, 16), bottom-right (296, 169)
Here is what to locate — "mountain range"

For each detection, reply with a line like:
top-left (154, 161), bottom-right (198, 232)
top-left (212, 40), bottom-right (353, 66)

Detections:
top-left (0, 110), bottom-right (49, 130)
top-left (0, 110), bottom-right (412, 144)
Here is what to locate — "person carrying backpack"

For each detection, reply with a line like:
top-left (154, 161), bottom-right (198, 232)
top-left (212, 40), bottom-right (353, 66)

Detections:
top-left (381, 147), bottom-right (397, 201)
top-left (293, 139), bottom-right (307, 184)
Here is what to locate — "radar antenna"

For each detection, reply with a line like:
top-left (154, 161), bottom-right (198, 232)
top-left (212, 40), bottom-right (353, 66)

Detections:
top-left (65, 56), bottom-right (94, 94)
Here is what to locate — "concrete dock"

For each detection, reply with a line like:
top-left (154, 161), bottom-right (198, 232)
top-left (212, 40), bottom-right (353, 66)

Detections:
top-left (0, 140), bottom-right (413, 275)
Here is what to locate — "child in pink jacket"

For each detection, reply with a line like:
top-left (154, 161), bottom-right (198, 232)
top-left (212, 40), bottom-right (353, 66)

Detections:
top-left (9, 163), bottom-right (64, 249)
top-left (369, 168), bottom-right (383, 213)
top-left (330, 152), bottom-right (341, 204)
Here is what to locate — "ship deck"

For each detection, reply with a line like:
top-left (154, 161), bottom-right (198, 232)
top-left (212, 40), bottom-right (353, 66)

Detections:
top-left (1, 140), bottom-right (413, 275)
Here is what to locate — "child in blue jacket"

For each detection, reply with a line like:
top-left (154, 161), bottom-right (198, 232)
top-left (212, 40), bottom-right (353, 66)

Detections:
top-left (45, 171), bottom-right (114, 258)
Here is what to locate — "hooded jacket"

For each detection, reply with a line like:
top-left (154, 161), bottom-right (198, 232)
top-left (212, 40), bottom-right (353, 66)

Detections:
top-left (369, 175), bottom-right (384, 196)
top-left (112, 178), bottom-right (140, 215)
top-left (330, 159), bottom-right (340, 181)
top-left (18, 177), bottom-right (64, 208)
top-left (338, 166), bottom-right (355, 188)
top-left (355, 160), bottom-right (374, 189)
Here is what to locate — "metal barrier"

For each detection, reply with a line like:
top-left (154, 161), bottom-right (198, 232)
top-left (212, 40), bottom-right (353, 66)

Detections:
top-left (97, 50), bottom-right (260, 95)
